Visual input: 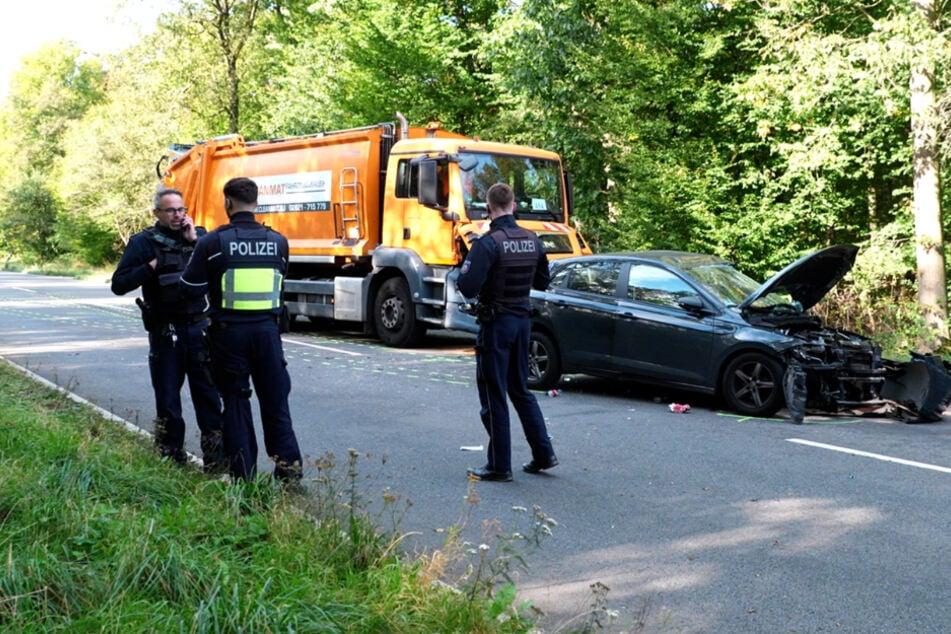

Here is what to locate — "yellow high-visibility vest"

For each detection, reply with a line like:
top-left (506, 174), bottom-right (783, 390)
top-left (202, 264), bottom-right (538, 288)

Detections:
top-left (221, 267), bottom-right (283, 311)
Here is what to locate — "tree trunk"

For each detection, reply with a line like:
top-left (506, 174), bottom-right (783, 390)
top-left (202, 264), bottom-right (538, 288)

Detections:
top-left (227, 56), bottom-right (240, 133)
top-left (910, 0), bottom-right (947, 349)
top-left (205, 0), bottom-right (257, 134)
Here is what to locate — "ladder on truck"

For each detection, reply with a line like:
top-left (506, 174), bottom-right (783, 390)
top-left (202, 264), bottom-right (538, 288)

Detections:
top-left (338, 167), bottom-right (361, 242)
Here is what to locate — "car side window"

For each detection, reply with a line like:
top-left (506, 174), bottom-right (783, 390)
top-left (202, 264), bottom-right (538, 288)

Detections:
top-left (627, 264), bottom-right (698, 308)
top-left (566, 261), bottom-right (620, 297)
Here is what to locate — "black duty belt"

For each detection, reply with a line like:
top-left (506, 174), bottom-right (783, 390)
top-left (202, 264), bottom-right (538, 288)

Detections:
top-left (212, 315), bottom-right (279, 329)
top-left (162, 313), bottom-right (212, 326)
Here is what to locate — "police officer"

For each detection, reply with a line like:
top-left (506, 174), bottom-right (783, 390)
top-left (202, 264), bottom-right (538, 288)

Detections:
top-left (180, 177), bottom-right (303, 483)
top-left (111, 187), bottom-right (225, 471)
top-left (457, 182), bottom-right (558, 482)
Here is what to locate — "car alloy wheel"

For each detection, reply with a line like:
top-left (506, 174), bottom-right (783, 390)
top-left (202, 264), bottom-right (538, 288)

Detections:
top-left (721, 352), bottom-right (785, 417)
top-left (527, 331), bottom-right (562, 391)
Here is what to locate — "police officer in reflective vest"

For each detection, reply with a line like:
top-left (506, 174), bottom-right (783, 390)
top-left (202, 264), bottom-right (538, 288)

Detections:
top-left (457, 182), bottom-right (558, 482)
top-left (111, 187), bottom-right (225, 470)
top-left (180, 177), bottom-right (303, 483)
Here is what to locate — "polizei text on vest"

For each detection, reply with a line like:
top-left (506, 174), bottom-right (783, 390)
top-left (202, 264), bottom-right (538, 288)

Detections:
top-left (502, 240), bottom-right (536, 253)
top-left (230, 241), bottom-right (279, 256)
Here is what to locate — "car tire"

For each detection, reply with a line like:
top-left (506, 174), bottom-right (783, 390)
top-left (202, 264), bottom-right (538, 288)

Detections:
top-left (527, 331), bottom-right (562, 391)
top-left (374, 277), bottom-right (426, 347)
top-left (721, 352), bottom-right (785, 417)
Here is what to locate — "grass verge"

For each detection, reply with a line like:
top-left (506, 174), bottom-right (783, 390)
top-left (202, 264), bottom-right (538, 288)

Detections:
top-left (0, 359), bottom-right (548, 633)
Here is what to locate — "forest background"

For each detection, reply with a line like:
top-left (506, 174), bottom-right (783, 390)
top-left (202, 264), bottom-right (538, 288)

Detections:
top-left (1, 0), bottom-right (949, 354)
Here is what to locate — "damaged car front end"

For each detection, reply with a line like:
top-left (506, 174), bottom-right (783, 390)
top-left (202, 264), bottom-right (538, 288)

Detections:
top-left (739, 245), bottom-right (951, 423)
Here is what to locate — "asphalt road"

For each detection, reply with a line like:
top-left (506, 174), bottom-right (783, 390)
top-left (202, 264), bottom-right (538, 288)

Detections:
top-left (3, 270), bottom-right (951, 633)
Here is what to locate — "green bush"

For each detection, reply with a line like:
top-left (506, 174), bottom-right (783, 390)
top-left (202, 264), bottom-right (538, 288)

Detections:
top-left (0, 176), bottom-right (60, 264)
top-left (812, 222), bottom-right (936, 358)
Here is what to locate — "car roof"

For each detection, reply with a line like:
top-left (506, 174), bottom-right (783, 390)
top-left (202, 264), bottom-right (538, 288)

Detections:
top-left (555, 246), bottom-right (858, 311)
top-left (554, 251), bottom-right (730, 269)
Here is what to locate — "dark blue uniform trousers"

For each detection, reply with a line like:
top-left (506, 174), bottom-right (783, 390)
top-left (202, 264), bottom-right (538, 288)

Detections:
top-left (210, 318), bottom-right (303, 481)
top-left (148, 321), bottom-right (224, 464)
top-left (475, 313), bottom-right (555, 473)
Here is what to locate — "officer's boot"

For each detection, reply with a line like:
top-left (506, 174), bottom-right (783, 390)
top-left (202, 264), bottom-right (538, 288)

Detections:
top-left (154, 417), bottom-right (187, 466)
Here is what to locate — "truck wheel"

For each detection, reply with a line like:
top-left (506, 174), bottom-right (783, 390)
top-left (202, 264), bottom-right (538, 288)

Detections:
top-left (527, 331), bottom-right (562, 390)
top-left (374, 277), bottom-right (426, 347)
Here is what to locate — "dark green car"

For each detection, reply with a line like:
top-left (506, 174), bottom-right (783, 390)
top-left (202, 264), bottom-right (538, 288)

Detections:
top-left (528, 246), bottom-right (951, 421)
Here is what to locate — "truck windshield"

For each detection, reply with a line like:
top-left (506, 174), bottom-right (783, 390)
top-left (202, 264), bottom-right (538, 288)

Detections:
top-left (458, 153), bottom-right (564, 222)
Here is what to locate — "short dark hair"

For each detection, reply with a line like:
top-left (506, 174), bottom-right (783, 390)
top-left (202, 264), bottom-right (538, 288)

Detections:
top-left (486, 182), bottom-right (514, 212)
top-left (153, 187), bottom-right (183, 210)
top-left (223, 177), bottom-right (258, 205)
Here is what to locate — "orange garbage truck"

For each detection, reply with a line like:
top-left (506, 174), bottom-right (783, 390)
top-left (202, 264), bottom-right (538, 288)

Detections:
top-left (160, 114), bottom-right (591, 346)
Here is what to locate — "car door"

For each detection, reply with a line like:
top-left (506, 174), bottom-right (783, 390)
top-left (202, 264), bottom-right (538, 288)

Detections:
top-left (544, 260), bottom-right (622, 373)
top-left (612, 262), bottom-right (716, 388)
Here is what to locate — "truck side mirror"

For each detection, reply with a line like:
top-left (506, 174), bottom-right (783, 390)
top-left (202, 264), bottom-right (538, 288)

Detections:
top-left (418, 160), bottom-right (440, 207)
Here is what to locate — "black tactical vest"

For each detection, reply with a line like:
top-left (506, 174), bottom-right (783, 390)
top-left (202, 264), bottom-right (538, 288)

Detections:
top-left (482, 226), bottom-right (540, 306)
top-left (145, 227), bottom-right (198, 313)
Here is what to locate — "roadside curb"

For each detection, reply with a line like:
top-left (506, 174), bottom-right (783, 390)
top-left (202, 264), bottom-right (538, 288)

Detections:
top-left (0, 355), bottom-right (203, 467)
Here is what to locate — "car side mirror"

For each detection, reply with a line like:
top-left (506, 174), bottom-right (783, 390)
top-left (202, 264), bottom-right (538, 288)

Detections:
top-left (678, 296), bottom-right (709, 315)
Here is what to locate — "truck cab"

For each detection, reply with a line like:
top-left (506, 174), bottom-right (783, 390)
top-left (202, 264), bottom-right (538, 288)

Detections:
top-left (162, 116), bottom-right (590, 347)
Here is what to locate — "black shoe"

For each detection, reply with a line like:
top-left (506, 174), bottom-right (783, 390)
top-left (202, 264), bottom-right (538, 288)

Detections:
top-left (278, 477), bottom-right (307, 497)
top-left (201, 435), bottom-right (226, 474)
top-left (202, 455), bottom-right (228, 475)
top-left (522, 457), bottom-right (559, 474)
top-left (467, 466), bottom-right (513, 482)
top-left (159, 445), bottom-right (188, 467)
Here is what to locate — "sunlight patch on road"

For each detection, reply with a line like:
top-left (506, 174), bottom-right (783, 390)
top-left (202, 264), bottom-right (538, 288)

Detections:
top-left (521, 494), bottom-right (882, 629)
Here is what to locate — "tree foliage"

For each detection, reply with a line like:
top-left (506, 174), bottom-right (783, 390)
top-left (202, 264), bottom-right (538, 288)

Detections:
top-left (274, 0), bottom-right (506, 131)
top-left (0, 0), bottom-right (949, 344)
top-left (0, 42), bottom-right (106, 265)
top-left (2, 42), bottom-right (105, 176)
top-left (1, 178), bottom-right (60, 264)
top-left (176, 0), bottom-right (266, 134)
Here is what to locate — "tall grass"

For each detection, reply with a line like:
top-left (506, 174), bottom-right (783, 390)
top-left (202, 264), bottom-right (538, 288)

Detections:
top-left (0, 360), bottom-right (551, 633)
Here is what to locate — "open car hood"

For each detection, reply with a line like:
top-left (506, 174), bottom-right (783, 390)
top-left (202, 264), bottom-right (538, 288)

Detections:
top-left (739, 244), bottom-right (859, 311)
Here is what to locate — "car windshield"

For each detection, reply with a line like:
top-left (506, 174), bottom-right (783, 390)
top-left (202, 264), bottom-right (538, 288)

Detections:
top-left (682, 263), bottom-right (762, 307)
top-left (684, 262), bottom-right (798, 309)
top-left (459, 152), bottom-right (564, 222)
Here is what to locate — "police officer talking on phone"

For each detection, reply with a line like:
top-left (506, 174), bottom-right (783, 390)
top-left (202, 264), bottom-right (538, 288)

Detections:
top-left (457, 182), bottom-right (558, 482)
top-left (180, 177), bottom-right (303, 483)
top-left (111, 187), bottom-right (225, 471)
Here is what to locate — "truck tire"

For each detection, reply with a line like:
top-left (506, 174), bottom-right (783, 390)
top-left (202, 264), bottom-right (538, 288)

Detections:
top-left (374, 277), bottom-right (426, 347)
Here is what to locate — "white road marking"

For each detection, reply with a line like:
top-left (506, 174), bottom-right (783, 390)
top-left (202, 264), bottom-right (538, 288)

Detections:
top-left (787, 438), bottom-right (951, 474)
top-left (283, 337), bottom-right (362, 356)
top-left (11, 286), bottom-right (36, 293)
